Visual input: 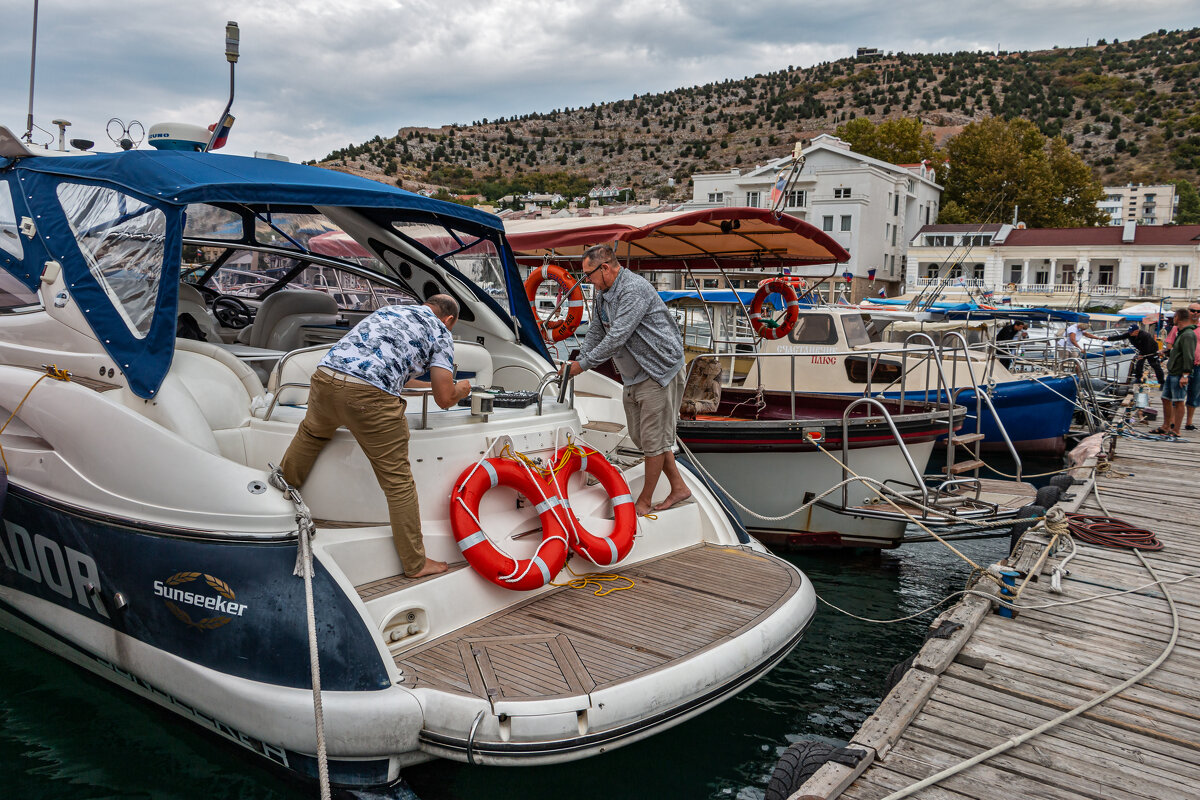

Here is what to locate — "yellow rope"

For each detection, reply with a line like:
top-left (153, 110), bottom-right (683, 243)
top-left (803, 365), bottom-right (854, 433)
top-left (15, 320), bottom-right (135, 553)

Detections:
top-left (551, 560), bottom-right (635, 596)
top-left (0, 365), bottom-right (72, 474)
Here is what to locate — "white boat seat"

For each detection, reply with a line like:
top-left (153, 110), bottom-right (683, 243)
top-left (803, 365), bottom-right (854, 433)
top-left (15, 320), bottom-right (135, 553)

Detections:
top-left (679, 358), bottom-right (722, 419)
top-left (266, 344), bottom-right (330, 409)
top-left (238, 289), bottom-right (338, 352)
top-left (177, 282), bottom-right (223, 342)
top-left (452, 341), bottom-right (493, 386)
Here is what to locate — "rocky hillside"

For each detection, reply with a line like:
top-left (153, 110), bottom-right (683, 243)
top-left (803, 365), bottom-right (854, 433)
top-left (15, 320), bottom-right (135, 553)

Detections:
top-left (315, 27), bottom-right (1200, 202)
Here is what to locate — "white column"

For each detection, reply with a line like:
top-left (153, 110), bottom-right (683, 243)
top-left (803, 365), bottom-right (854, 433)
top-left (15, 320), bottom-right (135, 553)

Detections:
top-left (1077, 258), bottom-right (1089, 288)
top-left (1048, 258), bottom-right (1057, 289)
top-left (1021, 259), bottom-right (1030, 288)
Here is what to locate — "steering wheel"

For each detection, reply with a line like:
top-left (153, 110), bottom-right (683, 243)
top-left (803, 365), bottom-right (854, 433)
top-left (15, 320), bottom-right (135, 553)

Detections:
top-left (212, 296), bottom-right (255, 329)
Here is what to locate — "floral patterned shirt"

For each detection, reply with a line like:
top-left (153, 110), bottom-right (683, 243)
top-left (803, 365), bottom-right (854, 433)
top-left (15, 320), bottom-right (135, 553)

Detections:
top-left (319, 304), bottom-right (454, 396)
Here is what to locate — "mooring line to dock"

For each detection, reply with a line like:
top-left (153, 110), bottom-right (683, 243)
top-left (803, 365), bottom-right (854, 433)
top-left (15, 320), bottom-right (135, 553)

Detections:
top-left (876, 465), bottom-right (1184, 800)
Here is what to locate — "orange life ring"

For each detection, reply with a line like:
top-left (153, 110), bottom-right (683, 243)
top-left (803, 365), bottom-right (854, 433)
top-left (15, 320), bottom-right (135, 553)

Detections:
top-left (449, 458), bottom-right (569, 590)
top-left (749, 280), bottom-right (800, 340)
top-left (523, 264), bottom-right (584, 342)
top-left (550, 445), bottom-right (636, 566)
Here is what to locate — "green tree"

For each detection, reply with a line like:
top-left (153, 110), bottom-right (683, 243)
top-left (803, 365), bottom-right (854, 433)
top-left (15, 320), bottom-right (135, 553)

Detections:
top-left (835, 117), bottom-right (941, 172)
top-left (1173, 180), bottom-right (1200, 224)
top-left (941, 117), bottom-right (1107, 227)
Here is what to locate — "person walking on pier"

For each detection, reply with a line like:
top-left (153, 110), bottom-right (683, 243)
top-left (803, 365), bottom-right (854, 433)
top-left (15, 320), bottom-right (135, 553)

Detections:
top-left (568, 244), bottom-right (690, 515)
top-left (1158, 307), bottom-right (1196, 439)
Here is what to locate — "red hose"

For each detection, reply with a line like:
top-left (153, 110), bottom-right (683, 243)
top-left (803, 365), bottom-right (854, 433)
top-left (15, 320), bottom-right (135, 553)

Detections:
top-left (1066, 514), bottom-right (1163, 550)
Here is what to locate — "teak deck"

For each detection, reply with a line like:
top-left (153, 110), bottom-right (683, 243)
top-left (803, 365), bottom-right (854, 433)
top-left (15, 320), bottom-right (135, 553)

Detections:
top-left (796, 430), bottom-right (1200, 800)
top-left (388, 544), bottom-right (802, 701)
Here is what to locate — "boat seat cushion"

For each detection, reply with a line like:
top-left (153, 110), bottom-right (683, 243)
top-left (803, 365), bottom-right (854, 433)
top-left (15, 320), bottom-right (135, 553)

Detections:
top-left (680, 358), bottom-right (723, 419)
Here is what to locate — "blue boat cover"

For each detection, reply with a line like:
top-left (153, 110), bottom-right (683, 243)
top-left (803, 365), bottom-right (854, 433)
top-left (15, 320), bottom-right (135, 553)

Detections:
top-left (2, 150), bottom-right (542, 398)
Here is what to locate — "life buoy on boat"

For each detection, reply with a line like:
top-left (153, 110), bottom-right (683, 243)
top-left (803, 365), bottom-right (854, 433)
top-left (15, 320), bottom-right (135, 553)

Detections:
top-left (523, 264), bottom-right (584, 342)
top-left (449, 458), bottom-right (569, 590)
top-left (749, 279), bottom-right (800, 340)
top-left (550, 445), bottom-right (636, 566)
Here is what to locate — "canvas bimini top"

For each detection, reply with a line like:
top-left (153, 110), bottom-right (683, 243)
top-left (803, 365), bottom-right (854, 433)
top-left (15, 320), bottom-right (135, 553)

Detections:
top-left (0, 149), bottom-right (547, 398)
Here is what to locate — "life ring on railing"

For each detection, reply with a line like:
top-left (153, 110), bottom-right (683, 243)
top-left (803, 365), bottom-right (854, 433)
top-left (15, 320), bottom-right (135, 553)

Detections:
top-left (749, 279), bottom-right (800, 340)
top-left (523, 264), bottom-right (584, 342)
top-left (550, 445), bottom-right (636, 566)
top-left (449, 458), bottom-right (569, 590)
top-left (1005, 282), bottom-right (1017, 293)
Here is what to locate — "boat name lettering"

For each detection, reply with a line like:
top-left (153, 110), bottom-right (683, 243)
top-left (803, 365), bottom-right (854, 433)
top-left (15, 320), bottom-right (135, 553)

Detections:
top-left (0, 521), bottom-right (110, 617)
top-left (154, 572), bottom-right (247, 629)
top-left (773, 345), bottom-right (836, 355)
top-left (95, 657), bottom-right (290, 767)
top-left (810, 355), bottom-right (839, 365)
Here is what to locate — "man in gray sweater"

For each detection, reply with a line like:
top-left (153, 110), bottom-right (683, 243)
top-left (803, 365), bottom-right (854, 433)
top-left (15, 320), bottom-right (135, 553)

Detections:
top-left (567, 244), bottom-right (691, 514)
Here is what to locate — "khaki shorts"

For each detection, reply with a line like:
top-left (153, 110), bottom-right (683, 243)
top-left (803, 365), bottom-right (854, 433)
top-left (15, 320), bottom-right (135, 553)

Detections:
top-left (623, 368), bottom-right (685, 457)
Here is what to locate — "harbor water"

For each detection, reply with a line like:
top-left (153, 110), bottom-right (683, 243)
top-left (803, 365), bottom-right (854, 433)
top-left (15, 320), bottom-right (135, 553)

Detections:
top-left (1, 457), bottom-right (1049, 799)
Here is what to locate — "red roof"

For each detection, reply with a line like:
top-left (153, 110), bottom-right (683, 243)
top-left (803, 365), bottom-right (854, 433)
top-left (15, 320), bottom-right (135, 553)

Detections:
top-left (917, 224), bottom-right (1003, 234)
top-left (1003, 225), bottom-right (1200, 247)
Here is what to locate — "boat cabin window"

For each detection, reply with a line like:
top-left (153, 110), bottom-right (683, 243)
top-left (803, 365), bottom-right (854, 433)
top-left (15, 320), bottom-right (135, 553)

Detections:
top-left (183, 204), bottom-right (244, 240)
top-left (392, 220), bottom-right (509, 304)
top-left (0, 179), bottom-right (23, 260)
top-left (57, 183), bottom-right (166, 339)
top-left (201, 250), bottom-right (414, 312)
top-left (844, 355), bottom-right (903, 384)
top-left (787, 314), bottom-right (838, 345)
top-left (842, 314), bottom-right (873, 347)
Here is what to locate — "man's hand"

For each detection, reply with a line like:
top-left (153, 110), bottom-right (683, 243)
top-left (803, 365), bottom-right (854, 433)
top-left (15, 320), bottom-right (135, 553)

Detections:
top-left (456, 379), bottom-right (472, 399)
top-left (567, 361), bottom-right (584, 377)
top-left (430, 367), bottom-right (471, 409)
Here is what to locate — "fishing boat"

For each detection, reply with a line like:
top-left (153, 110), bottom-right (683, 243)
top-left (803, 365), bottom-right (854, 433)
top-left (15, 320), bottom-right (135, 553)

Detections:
top-left (0, 128), bottom-right (816, 790)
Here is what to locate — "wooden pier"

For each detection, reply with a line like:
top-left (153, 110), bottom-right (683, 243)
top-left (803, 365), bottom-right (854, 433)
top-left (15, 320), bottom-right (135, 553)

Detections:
top-left (790, 431), bottom-right (1200, 800)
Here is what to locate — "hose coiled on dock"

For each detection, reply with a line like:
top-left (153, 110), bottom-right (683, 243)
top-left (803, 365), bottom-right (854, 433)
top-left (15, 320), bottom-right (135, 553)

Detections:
top-left (1066, 513), bottom-right (1162, 550)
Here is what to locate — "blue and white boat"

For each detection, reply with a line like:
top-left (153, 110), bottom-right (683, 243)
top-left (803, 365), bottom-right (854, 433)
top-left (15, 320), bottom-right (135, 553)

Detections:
top-left (0, 129), bottom-right (814, 790)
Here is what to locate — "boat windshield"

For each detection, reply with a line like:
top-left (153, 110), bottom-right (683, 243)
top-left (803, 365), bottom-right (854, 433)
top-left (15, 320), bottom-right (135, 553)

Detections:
top-left (842, 314), bottom-right (872, 347)
top-left (391, 220), bottom-right (509, 304)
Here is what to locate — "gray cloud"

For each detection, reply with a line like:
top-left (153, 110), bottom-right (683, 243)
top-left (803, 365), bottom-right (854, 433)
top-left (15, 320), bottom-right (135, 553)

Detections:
top-left (1, 0), bottom-right (1194, 162)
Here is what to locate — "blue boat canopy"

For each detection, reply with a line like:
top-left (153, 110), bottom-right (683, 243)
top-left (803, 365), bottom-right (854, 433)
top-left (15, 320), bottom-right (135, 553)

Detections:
top-left (0, 150), bottom-right (544, 398)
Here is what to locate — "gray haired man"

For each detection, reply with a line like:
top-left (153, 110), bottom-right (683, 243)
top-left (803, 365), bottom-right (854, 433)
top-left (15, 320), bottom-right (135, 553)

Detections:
top-left (567, 244), bottom-right (691, 514)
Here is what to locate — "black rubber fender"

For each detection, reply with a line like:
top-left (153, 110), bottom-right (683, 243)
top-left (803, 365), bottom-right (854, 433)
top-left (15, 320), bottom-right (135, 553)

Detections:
top-left (882, 653), bottom-right (917, 694)
top-left (765, 740), bottom-right (837, 800)
top-left (1034, 485), bottom-right (1062, 509)
top-left (1048, 474), bottom-right (1077, 491)
top-left (1009, 503), bottom-right (1046, 555)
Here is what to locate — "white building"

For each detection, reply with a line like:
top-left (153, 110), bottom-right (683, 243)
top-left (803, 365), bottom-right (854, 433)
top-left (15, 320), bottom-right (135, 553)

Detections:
top-left (906, 222), bottom-right (1200, 307)
top-left (1097, 183), bottom-right (1179, 226)
top-left (690, 134), bottom-right (943, 300)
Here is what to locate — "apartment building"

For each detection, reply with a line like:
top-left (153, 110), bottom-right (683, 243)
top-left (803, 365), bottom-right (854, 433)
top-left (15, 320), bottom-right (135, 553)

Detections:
top-left (690, 134), bottom-right (942, 300)
top-left (1097, 183), bottom-right (1179, 226)
top-left (906, 222), bottom-right (1200, 306)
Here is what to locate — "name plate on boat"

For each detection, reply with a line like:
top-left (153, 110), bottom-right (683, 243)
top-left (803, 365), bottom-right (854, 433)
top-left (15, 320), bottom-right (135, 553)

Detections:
top-left (487, 430), bottom-right (559, 458)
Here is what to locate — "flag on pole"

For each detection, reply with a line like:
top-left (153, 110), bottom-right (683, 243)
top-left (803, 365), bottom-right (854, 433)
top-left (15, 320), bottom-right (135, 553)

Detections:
top-left (207, 115), bottom-right (235, 150)
top-left (836, 294), bottom-right (851, 305)
top-left (770, 169), bottom-right (789, 207)
top-left (878, 286), bottom-right (887, 298)
top-left (867, 268), bottom-right (876, 282)
top-left (842, 271), bottom-right (853, 282)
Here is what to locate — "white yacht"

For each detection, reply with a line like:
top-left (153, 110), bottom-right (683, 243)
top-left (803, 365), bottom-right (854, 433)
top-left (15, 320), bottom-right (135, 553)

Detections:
top-left (0, 128), bottom-right (814, 790)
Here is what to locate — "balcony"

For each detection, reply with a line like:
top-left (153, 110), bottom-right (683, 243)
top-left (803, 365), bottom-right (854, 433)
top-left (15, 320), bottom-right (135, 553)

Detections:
top-left (913, 276), bottom-right (986, 288)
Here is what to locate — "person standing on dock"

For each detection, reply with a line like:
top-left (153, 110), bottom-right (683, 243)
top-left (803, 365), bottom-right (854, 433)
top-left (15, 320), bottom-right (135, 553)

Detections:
top-left (271, 295), bottom-right (472, 577)
top-left (1159, 307), bottom-right (1196, 439)
top-left (1183, 302), bottom-right (1200, 431)
top-left (568, 244), bottom-right (691, 515)
top-left (1105, 324), bottom-right (1163, 388)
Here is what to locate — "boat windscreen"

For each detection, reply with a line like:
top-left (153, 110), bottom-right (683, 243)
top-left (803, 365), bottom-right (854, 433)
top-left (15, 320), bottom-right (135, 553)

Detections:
top-left (842, 314), bottom-right (872, 347)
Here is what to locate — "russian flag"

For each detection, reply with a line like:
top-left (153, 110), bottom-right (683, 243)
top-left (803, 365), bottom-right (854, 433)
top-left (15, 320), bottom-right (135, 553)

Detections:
top-left (867, 268), bottom-right (876, 282)
top-left (770, 169), bottom-right (789, 206)
top-left (878, 286), bottom-right (887, 298)
top-left (842, 271), bottom-right (853, 282)
top-left (836, 295), bottom-right (851, 305)
top-left (207, 114), bottom-right (235, 150)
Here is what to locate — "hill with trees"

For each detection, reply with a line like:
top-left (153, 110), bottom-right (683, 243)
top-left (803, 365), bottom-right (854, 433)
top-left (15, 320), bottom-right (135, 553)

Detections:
top-left (315, 27), bottom-right (1200, 213)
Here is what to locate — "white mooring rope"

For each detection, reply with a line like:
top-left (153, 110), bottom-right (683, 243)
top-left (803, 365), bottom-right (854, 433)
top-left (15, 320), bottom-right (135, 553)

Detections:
top-left (271, 465), bottom-right (331, 800)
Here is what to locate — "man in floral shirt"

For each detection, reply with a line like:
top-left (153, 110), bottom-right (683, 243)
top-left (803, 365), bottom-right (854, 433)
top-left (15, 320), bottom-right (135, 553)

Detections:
top-left (274, 294), bottom-right (471, 577)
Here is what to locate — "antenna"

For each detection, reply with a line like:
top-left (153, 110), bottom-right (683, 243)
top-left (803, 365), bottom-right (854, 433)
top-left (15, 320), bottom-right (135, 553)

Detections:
top-left (204, 21), bottom-right (240, 152)
top-left (23, 0), bottom-right (40, 143)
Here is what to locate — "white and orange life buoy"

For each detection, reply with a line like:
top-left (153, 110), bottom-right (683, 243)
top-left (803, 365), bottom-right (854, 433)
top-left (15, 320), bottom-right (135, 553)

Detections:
top-left (523, 263), bottom-right (584, 342)
top-left (550, 445), bottom-right (636, 566)
top-left (449, 458), bottom-right (568, 591)
top-left (749, 279), bottom-right (800, 340)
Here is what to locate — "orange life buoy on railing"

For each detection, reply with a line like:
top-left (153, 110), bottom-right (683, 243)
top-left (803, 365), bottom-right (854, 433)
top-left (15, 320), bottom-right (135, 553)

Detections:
top-left (749, 279), bottom-right (800, 340)
top-left (449, 458), bottom-right (569, 590)
top-left (550, 445), bottom-right (637, 566)
top-left (523, 264), bottom-right (584, 342)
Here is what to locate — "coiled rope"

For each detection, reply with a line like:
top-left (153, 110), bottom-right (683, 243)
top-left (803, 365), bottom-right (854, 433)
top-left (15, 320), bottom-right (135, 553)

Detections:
top-left (1065, 513), bottom-right (1162, 550)
top-left (0, 365), bottom-right (73, 473)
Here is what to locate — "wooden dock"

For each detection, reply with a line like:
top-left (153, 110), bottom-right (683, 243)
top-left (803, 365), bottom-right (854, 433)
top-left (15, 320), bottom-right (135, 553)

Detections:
top-left (791, 430), bottom-right (1200, 800)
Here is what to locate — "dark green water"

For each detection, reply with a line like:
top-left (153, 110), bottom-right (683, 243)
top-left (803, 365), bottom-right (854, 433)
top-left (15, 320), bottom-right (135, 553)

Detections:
top-left (0, 534), bottom-right (1012, 800)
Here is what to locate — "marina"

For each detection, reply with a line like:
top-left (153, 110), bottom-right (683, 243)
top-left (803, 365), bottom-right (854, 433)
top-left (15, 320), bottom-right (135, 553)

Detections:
top-left (4, 8), bottom-right (1200, 800)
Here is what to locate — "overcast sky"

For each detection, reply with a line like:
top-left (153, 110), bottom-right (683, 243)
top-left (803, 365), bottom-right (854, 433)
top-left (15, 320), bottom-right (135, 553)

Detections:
top-left (1, 1), bottom-right (1196, 163)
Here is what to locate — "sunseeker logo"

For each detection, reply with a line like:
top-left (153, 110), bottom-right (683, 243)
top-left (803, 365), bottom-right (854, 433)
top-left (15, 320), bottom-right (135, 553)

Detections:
top-left (153, 572), bottom-right (248, 630)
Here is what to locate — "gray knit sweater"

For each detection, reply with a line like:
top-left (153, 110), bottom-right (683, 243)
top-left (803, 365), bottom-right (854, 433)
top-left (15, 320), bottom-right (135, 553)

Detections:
top-left (577, 268), bottom-right (684, 386)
